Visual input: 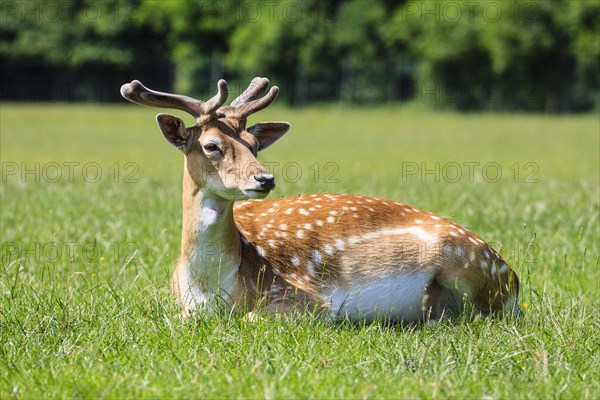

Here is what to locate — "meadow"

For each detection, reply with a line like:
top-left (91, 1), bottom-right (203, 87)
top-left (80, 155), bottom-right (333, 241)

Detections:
top-left (1, 103), bottom-right (598, 398)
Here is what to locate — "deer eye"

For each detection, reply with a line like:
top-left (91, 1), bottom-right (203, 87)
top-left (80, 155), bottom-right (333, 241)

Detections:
top-left (203, 142), bottom-right (221, 154)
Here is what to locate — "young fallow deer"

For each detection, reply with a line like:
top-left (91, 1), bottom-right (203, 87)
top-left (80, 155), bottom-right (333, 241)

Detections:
top-left (121, 77), bottom-right (519, 323)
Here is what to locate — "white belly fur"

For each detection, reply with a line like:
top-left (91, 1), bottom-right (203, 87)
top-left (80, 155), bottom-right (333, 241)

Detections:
top-left (323, 271), bottom-right (433, 323)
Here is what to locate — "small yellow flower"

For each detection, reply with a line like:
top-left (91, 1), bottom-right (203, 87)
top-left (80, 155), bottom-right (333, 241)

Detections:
top-left (92, 273), bottom-right (97, 277)
top-left (522, 303), bottom-right (529, 308)
top-left (99, 257), bottom-right (105, 261)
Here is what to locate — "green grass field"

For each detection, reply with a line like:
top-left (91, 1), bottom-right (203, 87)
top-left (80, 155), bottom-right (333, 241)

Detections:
top-left (1, 103), bottom-right (598, 398)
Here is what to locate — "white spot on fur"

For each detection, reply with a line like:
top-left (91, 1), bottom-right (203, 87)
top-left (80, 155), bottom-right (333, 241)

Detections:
top-left (444, 244), bottom-right (453, 255)
top-left (303, 223), bottom-right (313, 230)
top-left (335, 239), bottom-right (345, 250)
top-left (500, 264), bottom-right (508, 274)
top-left (431, 215), bottom-right (441, 220)
top-left (312, 249), bottom-right (322, 264)
top-left (327, 216), bottom-right (336, 224)
top-left (296, 230), bottom-right (304, 239)
top-left (316, 220), bottom-right (324, 227)
top-left (481, 261), bottom-right (488, 269)
top-left (291, 256), bottom-right (300, 267)
top-left (200, 204), bottom-right (219, 229)
top-left (284, 208), bottom-right (294, 215)
top-left (324, 244), bottom-right (334, 256)
top-left (256, 246), bottom-right (265, 257)
top-left (279, 224), bottom-right (287, 231)
top-left (299, 209), bottom-right (310, 216)
top-left (449, 231), bottom-right (458, 237)
top-left (306, 260), bottom-right (315, 276)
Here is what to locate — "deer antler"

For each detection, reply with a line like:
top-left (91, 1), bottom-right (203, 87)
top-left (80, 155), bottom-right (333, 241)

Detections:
top-left (230, 77), bottom-right (270, 106)
top-left (120, 77), bottom-right (279, 123)
top-left (217, 77), bottom-right (280, 120)
top-left (120, 80), bottom-right (229, 122)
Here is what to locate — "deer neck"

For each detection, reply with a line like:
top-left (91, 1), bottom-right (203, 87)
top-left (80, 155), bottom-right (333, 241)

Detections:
top-left (179, 164), bottom-right (241, 301)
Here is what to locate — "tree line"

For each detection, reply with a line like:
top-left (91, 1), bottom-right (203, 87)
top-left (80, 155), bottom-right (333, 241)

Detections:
top-left (1, 0), bottom-right (598, 112)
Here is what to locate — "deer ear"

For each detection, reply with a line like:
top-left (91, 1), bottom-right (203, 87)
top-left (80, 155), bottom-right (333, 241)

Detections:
top-left (247, 122), bottom-right (291, 151)
top-left (156, 114), bottom-right (190, 151)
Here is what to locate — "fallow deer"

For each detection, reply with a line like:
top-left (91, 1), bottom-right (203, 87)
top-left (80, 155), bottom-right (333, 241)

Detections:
top-left (121, 77), bottom-right (519, 323)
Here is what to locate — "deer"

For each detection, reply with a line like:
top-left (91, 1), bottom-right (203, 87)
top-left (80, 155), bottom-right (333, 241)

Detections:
top-left (120, 77), bottom-right (519, 324)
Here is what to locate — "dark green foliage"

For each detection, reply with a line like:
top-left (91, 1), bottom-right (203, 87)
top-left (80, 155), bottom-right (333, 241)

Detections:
top-left (1, 0), bottom-right (598, 111)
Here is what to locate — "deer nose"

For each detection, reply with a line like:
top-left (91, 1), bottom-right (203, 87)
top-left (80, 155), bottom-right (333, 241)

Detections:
top-left (254, 174), bottom-right (276, 191)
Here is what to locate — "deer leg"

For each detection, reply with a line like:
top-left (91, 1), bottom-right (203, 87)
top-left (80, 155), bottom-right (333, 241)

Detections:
top-left (246, 286), bottom-right (326, 321)
top-left (422, 279), bottom-right (463, 323)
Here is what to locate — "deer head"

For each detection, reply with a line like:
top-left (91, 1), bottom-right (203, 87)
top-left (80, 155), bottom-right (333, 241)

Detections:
top-left (120, 78), bottom-right (290, 201)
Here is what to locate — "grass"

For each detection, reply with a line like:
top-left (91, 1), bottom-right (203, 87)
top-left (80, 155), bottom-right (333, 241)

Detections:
top-left (1, 103), bottom-right (598, 398)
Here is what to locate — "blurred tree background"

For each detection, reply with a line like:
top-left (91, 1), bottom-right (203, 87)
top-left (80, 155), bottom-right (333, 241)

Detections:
top-left (1, 0), bottom-right (598, 112)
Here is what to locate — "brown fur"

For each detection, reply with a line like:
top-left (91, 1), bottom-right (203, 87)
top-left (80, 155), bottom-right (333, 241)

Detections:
top-left (233, 194), bottom-right (519, 320)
